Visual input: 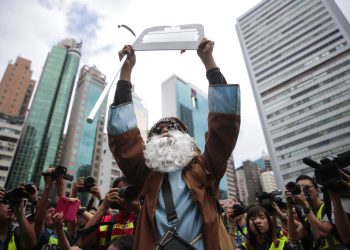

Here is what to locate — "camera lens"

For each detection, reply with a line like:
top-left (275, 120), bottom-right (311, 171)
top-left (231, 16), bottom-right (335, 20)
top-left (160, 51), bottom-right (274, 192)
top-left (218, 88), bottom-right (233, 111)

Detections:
top-left (286, 182), bottom-right (301, 195)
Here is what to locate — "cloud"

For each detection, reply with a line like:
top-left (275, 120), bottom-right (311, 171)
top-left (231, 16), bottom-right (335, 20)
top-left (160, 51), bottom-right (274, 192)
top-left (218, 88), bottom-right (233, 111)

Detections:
top-left (66, 3), bottom-right (100, 40)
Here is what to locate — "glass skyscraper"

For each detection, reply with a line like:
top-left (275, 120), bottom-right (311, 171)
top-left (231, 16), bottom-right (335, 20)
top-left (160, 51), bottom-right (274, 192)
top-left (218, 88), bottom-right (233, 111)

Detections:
top-left (7, 39), bottom-right (81, 189)
top-left (236, 0), bottom-right (350, 187)
top-left (60, 65), bottom-right (106, 197)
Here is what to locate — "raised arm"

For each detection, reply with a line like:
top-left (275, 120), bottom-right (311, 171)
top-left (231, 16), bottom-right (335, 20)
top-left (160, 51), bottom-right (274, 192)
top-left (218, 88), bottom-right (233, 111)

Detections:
top-left (197, 38), bottom-right (240, 181)
top-left (107, 45), bottom-right (150, 191)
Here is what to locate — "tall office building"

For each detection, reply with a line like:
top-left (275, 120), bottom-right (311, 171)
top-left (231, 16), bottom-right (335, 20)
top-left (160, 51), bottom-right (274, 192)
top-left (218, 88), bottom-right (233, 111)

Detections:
top-left (0, 57), bottom-right (35, 117)
top-left (7, 39), bottom-right (81, 189)
top-left (226, 154), bottom-right (240, 200)
top-left (162, 75), bottom-right (208, 150)
top-left (161, 75), bottom-right (229, 197)
top-left (236, 0), bottom-right (350, 187)
top-left (260, 169), bottom-right (278, 193)
top-left (0, 114), bottom-right (24, 186)
top-left (99, 91), bottom-right (148, 196)
top-left (60, 65), bottom-right (106, 196)
top-left (236, 160), bottom-right (263, 205)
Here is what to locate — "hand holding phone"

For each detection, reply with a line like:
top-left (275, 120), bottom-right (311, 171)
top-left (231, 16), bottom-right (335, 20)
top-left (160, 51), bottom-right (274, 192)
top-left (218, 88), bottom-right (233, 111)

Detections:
top-left (56, 197), bottom-right (80, 221)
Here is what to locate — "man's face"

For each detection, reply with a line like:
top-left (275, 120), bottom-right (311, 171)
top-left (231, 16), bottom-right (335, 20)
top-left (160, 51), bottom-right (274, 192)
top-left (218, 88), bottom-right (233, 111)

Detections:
top-left (297, 179), bottom-right (318, 201)
top-left (0, 203), bottom-right (12, 220)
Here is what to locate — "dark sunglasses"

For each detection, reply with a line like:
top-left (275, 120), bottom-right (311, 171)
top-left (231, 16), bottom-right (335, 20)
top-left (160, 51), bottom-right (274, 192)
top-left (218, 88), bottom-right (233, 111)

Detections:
top-left (153, 123), bottom-right (180, 135)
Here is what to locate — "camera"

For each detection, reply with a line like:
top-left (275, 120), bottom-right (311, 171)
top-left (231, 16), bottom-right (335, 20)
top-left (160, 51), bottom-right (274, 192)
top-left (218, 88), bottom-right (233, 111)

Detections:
top-left (231, 203), bottom-right (247, 218)
top-left (3, 187), bottom-right (28, 204)
top-left (257, 190), bottom-right (282, 214)
top-left (42, 165), bottom-right (74, 181)
top-left (117, 186), bottom-right (138, 202)
top-left (78, 176), bottom-right (95, 192)
top-left (303, 150), bottom-right (350, 195)
top-left (285, 182), bottom-right (312, 202)
top-left (110, 186), bottom-right (138, 210)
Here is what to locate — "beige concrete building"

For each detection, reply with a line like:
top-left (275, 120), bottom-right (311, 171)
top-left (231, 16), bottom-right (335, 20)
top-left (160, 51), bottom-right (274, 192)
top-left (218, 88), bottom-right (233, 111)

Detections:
top-left (0, 57), bottom-right (35, 117)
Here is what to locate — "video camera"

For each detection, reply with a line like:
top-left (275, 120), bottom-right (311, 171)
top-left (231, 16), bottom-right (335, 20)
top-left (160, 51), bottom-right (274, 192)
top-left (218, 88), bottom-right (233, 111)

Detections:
top-left (2, 183), bottom-right (35, 204)
top-left (42, 165), bottom-right (74, 181)
top-left (257, 190), bottom-right (282, 214)
top-left (303, 150), bottom-right (350, 195)
top-left (78, 176), bottom-right (96, 192)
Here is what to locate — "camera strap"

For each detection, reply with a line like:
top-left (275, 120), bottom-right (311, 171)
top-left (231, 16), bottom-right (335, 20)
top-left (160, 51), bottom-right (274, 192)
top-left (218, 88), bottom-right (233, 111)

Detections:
top-left (162, 173), bottom-right (178, 229)
top-left (321, 188), bottom-right (333, 224)
top-left (106, 214), bottom-right (118, 244)
top-left (86, 196), bottom-right (94, 211)
top-left (295, 206), bottom-right (313, 239)
top-left (237, 224), bottom-right (247, 238)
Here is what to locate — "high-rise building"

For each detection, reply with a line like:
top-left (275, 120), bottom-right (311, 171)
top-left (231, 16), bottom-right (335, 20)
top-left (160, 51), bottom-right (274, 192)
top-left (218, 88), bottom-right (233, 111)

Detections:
top-left (7, 39), bottom-right (81, 189)
top-left (0, 114), bottom-right (24, 186)
top-left (99, 91), bottom-right (148, 196)
top-left (161, 75), bottom-right (229, 197)
top-left (162, 75), bottom-right (208, 150)
top-left (260, 169), bottom-right (278, 193)
top-left (60, 65), bottom-right (106, 196)
top-left (235, 167), bottom-right (249, 205)
top-left (236, 0), bottom-right (350, 187)
top-left (236, 160), bottom-right (263, 205)
top-left (226, 154), bottom-right (240, 200)
top-left (0, 57), bottom-right (35, 117)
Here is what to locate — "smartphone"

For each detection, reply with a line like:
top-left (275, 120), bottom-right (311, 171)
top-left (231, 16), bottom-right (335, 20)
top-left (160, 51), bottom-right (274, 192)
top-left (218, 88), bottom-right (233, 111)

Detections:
top-left (56, 197), bottom-right (80, 221)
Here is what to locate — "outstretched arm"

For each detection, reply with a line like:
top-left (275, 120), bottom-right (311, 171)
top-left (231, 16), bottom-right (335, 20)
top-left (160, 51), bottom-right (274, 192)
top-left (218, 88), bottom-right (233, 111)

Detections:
top-left (107, 45), bottom-right (149, 191)
top-left (197, 38), bottom-right (240, 181)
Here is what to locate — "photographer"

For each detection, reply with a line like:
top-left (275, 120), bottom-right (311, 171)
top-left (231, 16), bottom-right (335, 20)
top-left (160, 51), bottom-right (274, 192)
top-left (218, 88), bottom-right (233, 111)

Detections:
top-left (226, 199), bottom-right (247, 247)
top-left (34, 167), bottom-right (71, 249)
top-left (77, 176), bottom-right (140, 250)
top-left (328, 170), bottom-right (350, 247)
top-left (71, 176), bottom-right (102, 205)
top-left (285, 175), bottom-right (346, 250)
top-left (236, 204), bottom-right (293, 250)
top-left (0, 187), bottom-right (36, 250)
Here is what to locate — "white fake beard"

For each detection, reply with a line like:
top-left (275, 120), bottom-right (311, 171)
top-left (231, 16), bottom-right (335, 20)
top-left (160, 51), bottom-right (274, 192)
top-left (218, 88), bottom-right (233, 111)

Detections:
top-left (144, 130), bottom-right (198, 173)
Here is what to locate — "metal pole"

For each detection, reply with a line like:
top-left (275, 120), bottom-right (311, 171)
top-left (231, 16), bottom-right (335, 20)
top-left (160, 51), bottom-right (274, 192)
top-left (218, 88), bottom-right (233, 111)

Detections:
top-left (86, 25), bottom-right (136, 123)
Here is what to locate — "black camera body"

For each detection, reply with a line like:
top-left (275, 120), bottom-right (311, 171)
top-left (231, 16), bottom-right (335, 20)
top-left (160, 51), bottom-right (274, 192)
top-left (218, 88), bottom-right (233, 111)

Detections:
top-left (22, 183), bottom-right (36, 195)
top-left (110, 186), bottom-right (138, 210)
top-left (42, 165), bottom-right (74, 181)
top-left (285, 181), bottom-right (312, 202)
top-left (286, 182), bottom-right (301, 195)
top-left (303, 150), bottom-right (350, 195)
top-left (78, 176), bottom-right (96, 192)
top-left (3, 188), bottom-right (28, 204)
top-left (232, 203), bottom-right (247, 218)
top-left (257, 190), bottom-right (282, 214)
top-left (117, 186), bottom-right (138, 202)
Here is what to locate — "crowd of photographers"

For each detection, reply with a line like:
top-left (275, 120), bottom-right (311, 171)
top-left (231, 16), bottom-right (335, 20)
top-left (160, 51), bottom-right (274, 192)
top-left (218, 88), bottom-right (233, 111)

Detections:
top-left (1, 154), bottom-right (350, 250)
top-left (226, 164), bottom-right (350, 250)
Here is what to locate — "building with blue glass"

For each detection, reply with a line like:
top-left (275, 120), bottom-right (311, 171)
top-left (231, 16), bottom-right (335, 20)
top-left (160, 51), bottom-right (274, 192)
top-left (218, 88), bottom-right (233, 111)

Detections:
top-left (60, 65), bottom-right (107, 196)
top-left (7, 39), bottom-right (81, 190)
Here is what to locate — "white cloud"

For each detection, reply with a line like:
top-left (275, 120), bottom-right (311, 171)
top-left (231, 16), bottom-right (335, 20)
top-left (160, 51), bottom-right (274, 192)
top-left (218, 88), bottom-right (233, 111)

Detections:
top-left (1, 0), bottom-right (348, 169)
